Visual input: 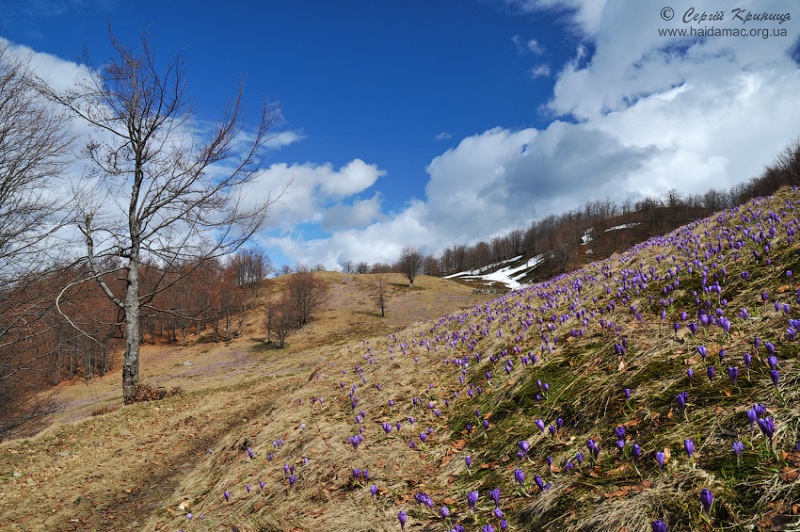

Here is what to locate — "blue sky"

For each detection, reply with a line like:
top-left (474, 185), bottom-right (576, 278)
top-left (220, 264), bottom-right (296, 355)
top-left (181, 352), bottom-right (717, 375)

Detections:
top-left (2, 1), bottom-right (799, 269)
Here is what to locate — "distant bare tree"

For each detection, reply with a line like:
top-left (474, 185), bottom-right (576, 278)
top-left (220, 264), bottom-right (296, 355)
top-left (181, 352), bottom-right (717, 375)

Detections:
top-left (230, 248), bottom-right (272, 307)
top-left (341, 260), bottom-right (355, 274)
top-left (507, 229), bottom-right (524, 257)
top-left (264, 294), bottom-right (293, 348)
top-left (375, 274), bottom-right (387, 317)
top-left (355, 261), bottom-right (370, 274)
top-left (285, 266), bottom-right (329, 327)
top-left (397, 246), bottom-right (423, 287)
top-left (370, 262), bottom-right (392, 274)
top-left (422, 254), bottom-right (441, 276)
top-left (38, 30), bottom-right (279, 402)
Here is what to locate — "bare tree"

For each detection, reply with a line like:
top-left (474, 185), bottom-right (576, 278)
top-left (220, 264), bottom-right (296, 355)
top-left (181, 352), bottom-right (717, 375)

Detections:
top-left (38, 31), bottom-right (278, 402)
top-left (265, 294), bottom-right (293, 348)
top-left (0, 44), bottom-right (73, 438)
top-left (397, 246), bottom-right (423, 287)
top-left (285, 266), bottom-right (329, 327)
top-left (230, 247), bottom-right (272, 307)
top-left (375, 274), bottom-right (387, 317)
top-left (0, 44), bottom-right (72, 275)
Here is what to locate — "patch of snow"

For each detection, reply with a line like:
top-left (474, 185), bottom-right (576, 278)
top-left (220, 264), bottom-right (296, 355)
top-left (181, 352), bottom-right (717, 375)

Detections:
top-left (447, 253), bottom-right (546, 290)
top-left (444, 255), bottom-right (524, 280)
top-left (581, 228), bottom-right (593, 245)
top-left (605, 222), bottom-right (640, 232)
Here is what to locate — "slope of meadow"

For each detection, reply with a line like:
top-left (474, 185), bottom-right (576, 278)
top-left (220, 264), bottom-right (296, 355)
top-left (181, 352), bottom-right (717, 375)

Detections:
top-left (3, 189), bottom-right (800, 531)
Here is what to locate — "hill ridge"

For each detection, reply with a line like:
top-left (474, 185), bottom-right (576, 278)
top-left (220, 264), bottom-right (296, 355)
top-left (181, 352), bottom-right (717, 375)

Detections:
top-left (3, 188), bottom-right (800, 531)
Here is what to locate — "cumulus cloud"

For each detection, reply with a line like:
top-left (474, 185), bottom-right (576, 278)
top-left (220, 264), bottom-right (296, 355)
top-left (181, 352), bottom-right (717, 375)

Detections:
top-left (321, 194), bottom-right (384, 231)
top-left (435, 131), bottom-right (453, 140)
top-left (246, 158), bottom-right (386, 231)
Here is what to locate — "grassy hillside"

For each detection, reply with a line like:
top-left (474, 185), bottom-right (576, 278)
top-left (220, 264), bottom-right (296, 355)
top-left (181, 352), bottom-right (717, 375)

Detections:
top-left (3, 189), bottom-right (800, 531)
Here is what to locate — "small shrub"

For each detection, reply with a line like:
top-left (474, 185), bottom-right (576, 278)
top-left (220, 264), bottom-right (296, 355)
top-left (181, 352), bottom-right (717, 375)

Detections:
top-left (90, 404), bottom-right (119, 417)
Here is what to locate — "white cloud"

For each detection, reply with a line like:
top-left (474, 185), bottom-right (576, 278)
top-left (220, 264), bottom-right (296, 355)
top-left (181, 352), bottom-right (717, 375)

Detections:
top-left (507, 0), bottom-right (608, 35)
top-left (529, 64), bottom-right (551, 78)
top-left (246, 159), bottom-right (386, 231)
top-left (512, 35), bottom-right (545, 55)
top-left (435, 131), bottom-right (453, 140)
top-left (322, 194), bottom-right (384, 231)
top-left (266, 130), bottom-right (305, 149)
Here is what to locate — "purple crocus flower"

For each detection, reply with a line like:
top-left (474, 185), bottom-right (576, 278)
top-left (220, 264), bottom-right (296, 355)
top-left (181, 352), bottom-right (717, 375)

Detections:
top-left (699, 488), bottom-right (714, 516)
top-left (465, 455), bottom-right (472, 470)
top-left (533, 475), bottom-right (551, 492)
top-left (224, 490), bottom-right (230, 502)
top-left (489, 487), bottom-right (501, 506)
top-left (415, 492), bottom-right (433, 509)
top-left (651, 519), bottom-right (667, 532)
top-left (467, 490), bottom-right (479, 510)
top-left (632, 443), bottom-right (642, 463)
top-left (247, 447), bottom-right (255, 459)
top-left (732, 441), bottom-right (744, 462)
top-left (535, 419), bottom-right (546, 432)
top-left (686, 368), bottom-right (694, 384)
top-left (370, 484), bottom-right (378, 498)
top-left (440, 506), bottom-right (450, 518)
top-left (707, 365), bottom-right (715, 382)
top-left (398, 510), bottom-right (407, 530)
top-left (770, 369), bottom-right (780, 387)
top-left (676, 391), bottom-right (688, 412)
top-left (482, 525), bottom-right (495, 532)
top-left (655, 451), bottom-right (665, 470)
top-left (697, 346), bottom-right (708, 360)
top-left (614, 426), bottom-right (625, 439)
top-left (514, 468), bottom-right (525, 486)
top-left (767, 355), bottom-right (779, 370)
top-left (518, 440), bottom-right (530, 456)
top-left (684, 439), bottom-right (694, 458)
top-left (728, 366), bottom-right (739, 384)
top-left (757, 416), bottom-right (775, 444)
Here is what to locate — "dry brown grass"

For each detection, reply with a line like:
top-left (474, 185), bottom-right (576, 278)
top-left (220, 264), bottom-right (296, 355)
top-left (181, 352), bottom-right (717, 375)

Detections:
top-left (0, 273), bottom-right (492, 531)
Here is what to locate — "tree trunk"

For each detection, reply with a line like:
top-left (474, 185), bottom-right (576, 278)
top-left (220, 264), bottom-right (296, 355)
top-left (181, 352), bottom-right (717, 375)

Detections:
top-left (122, 256), bottom-right (141, 402)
